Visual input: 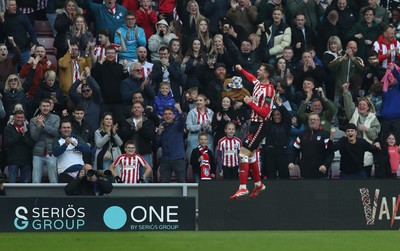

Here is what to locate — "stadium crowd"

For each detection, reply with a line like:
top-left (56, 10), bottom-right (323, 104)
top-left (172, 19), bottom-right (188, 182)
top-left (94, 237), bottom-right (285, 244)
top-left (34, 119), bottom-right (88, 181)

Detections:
top-left (0, 0), bottom-right (400, 185)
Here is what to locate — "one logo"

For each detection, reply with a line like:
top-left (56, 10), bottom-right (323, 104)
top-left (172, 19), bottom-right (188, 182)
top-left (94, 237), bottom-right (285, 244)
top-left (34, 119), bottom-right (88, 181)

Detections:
top-left (14, 206), bottom-right (29, 230)
top-left (103, 206), bottom-right (127, 230)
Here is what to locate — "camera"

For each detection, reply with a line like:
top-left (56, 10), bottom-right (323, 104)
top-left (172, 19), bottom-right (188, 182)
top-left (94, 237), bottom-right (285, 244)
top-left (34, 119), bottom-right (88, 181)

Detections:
top-left (0, 173), bottom-right (8, 184)
top-left (86, 170), bottom-right (111, 178)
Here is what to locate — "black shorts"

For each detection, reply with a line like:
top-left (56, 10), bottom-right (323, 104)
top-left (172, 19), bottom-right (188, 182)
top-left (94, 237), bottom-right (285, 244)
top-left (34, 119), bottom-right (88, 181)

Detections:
top-left (242, 121), bottom-right (268, 152)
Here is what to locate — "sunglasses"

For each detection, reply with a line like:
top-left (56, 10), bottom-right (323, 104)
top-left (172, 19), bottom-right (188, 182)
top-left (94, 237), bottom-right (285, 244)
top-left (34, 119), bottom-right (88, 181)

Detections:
top-left (9, 78), bottom-right (18, 82)
top-left (82, 89), bottom-right (91, 93)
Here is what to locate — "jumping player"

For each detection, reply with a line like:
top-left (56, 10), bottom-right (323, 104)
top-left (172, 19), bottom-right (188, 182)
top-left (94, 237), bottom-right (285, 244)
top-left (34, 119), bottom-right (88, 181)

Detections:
top-left (230, 64), bottom-right (276, 199)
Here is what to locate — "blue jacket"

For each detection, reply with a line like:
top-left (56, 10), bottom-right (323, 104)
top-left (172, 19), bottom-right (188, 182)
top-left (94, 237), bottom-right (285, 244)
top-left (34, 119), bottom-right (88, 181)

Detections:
top-left (383, 69), bottom-right (400, 119)
top-left (114, 23), bottom-right (146, 61)
top-left (85, 0), bottom-right (127, 40)
top-left (156, 114), bottom-right (186, 161)
top-left (153, 91), bottom-right (178, 118)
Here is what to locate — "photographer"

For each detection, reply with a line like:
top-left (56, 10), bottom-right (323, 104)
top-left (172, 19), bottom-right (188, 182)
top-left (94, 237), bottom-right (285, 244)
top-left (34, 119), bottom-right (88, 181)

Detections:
top-left (65, 164), bottom-right (113, 196)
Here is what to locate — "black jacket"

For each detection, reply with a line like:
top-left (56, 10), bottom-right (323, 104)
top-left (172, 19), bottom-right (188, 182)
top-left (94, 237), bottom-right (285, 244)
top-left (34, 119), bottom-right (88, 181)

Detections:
top-left (33, 80), bottom-right (66, 114)
top-left (119, 116), bottom-right (155, 155)
top-left (151, 59), bottom-right (183, 102)
top-left (4, 123), bottom-right (34, 165)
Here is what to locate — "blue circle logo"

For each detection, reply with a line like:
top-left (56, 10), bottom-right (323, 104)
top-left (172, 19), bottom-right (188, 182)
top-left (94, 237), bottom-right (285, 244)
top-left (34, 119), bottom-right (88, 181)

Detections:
top-left (103, 206), bottom-right (127, 230)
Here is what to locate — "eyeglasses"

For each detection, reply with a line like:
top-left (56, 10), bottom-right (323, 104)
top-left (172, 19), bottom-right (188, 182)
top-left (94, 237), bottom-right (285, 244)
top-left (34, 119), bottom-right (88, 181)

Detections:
top-left (82, 89), bottom-right (91, 93)
top-left (9, 78), bottom-right (18, 82)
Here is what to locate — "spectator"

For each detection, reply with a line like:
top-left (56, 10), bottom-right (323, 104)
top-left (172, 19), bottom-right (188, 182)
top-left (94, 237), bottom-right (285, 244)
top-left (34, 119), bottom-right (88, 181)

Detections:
top-left (359, 0), bottom-right (389, 27)
top-left (115, 11), bottom-right (146, 66)
top-left (54, 0), bottom-right (81, 59)
top-left (202, 0), bottom-right (230, 35)
top-left (0, 0), bottom-right (38, 68)
top-left (262, 98), bottom-right (291, 179)
top-left (4, 110), bottom-right (34, 183)
top-left (291, 11), bottom-right (316, 62)
top-left (328, 40), bottom-right (365, 101)
top-left (322, 36), bottom-right (343, 100)
top-left (212, 96), bottom-right (240, 148)
top-left (293, 50), bottom-right (326, 89)
top-left (331, 124), bottom-right (381, 179)
top-left (0, 37), bottom-right (20, 85)
top-left (207, 63), bottom-right (228, 112)
top-left (226, 0), bottom-right (258, 36)
top-left (151, 46), bottom-right (183, 102)
top-left (290, 77), bottom-right (320, 110)
top-left (324, 0), bottom-right (356, 42)
top-left (153, 82), bottom-right (180, 119)
top-left (91, 29), bottom-right (125, 64)
top-left (316, 10), bottom-right (339, 58)
top-left (135, 0), bottom-right (157, 42)
top-left (92, 46), bottom-right (128, 124)
top-left (30, 98), bottom-right (60, 183)
top-left (121, 61), bottom-right (155, 108)
top-left (190, 132), bottom-right (215, 182)
top-left (346, 7), bottom-right (383, 62)
top-left (119, 101), bottom-right (156, 181)
top-left (297, 88), bottom-right (336, 132)
top-left (155, 107), bottom-right (186, 183)
top-left (373, 25), bottom-right (400, 68)
top-left (68, 67), bottom-right (102, 132)
top-left (157, 0), bottom-right (176, 24)
top-left (289, 113), bottom-right (333, 179)
top-left (208, 34), bottom-right (234, 76)
top-left (135, 46), bottom-right (153, 79)
top-left (216, 122), bottom-right (241, 180)
top-left (343, 82), bottom-right (381, 177)
top-left (84, 0), bottom-right (127, 42)
top-left (181, 38), bottom-right (208, 93)
top-left (58, 40), bottom-right (92, 97)
top-left (255, 0), bottom-right (286, 24)
top-left (109, 140), bottom-right (152, 183)
top-left (186, 94), bottom-right (214, 160)
top-left (53, 119), bottom-right (91, 182)
top-left (70, 105), bottom-right (94, 165)
top-left (195, 17), bottom-right (212, 53)
top-left (33, 70), bottom-right (66, 116)
top-left (66, 14), bottom-right (94, 57)
top-left (168, 38), bottom-right (183, 64)
top-left (286, 0), bottom-right (324, 31)
top-left (93, 112), bottom-right (123, 171)
top-left (65, 164), bottom-right (113, 195)
top-left (19, 45), bottom-right (57, 117)
top-left (148, 19), bottom-right (178, 62)
top-left (2, 74), bottom-right (29, 120)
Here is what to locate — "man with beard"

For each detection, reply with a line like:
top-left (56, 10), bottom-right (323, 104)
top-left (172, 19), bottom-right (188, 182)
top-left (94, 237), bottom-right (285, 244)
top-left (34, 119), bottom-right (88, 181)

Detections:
top-left (207, 63), bottom-right (227, 111)
top-left (69, 67), bottom-right (102, 132)
top-left (151, 46), bottom-right (182, 102)
top-left (58, 41), bottom-right (92, 96)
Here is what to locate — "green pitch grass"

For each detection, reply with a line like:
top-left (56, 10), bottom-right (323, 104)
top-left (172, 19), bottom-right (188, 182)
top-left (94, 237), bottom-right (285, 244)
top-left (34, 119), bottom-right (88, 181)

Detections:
top-left (1, 231), bottom-right (399, 251)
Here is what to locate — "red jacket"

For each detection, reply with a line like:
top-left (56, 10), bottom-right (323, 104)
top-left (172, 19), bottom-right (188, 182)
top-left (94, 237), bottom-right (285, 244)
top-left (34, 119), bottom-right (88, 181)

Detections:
top-left (136, 8), bottom-right (158, 42)
top-left (19, 57), bottom-right (56, 98)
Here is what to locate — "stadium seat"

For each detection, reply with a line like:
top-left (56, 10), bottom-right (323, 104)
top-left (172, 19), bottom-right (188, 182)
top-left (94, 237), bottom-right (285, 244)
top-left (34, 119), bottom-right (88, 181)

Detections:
top-left (34, 20), bottom-right (54, 37)
top-left (289, 164), bottom-right (301, 179)
top-left (37, 37), bottom-right (57, 55)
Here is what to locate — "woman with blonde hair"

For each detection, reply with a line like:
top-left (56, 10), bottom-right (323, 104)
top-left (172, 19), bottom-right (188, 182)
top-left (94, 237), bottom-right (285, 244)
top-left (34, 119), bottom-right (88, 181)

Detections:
top-left (323, 35), bottom-right (343, 100)
top-left (207, 34), bottom-right (234, 75)
top-left (196, 17), bottom-right (211, 52)
top-left (2, 74), bottom-right (28, 119)
top-left (66, 14), bottom-right (94, 56)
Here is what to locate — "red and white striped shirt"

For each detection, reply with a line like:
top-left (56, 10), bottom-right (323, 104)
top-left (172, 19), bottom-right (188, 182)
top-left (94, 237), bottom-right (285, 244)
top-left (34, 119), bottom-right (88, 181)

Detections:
top-left (240, 69), bottom-right (275, 122)
top-left (217, 136), bottom-right (241, 167)
top-left (93, 43), bottom-right (120, 62)
top-left (112, 154), bottom-right (147, 184)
